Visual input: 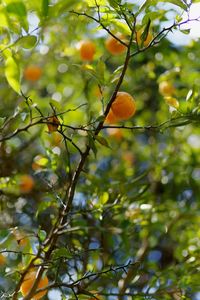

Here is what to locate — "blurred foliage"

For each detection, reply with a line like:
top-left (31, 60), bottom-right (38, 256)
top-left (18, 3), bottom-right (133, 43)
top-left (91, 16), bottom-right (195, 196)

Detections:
top-left (0, 0), bottom-right (200, 299)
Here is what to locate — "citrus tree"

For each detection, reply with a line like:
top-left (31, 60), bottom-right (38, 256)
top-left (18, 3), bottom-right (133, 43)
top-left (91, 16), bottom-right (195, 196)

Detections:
top-left (0, 0), bottom-right (200, 299)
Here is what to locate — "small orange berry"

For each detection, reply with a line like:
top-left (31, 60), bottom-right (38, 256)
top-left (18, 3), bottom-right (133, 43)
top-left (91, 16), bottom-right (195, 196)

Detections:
top-left (122, 151), bottom-right (135, 166)
top-left (32, 162), bottom-right (42, 171)
top-left (93, 85), bottom-right (102, 99)
top-left (0, 254), bottom-right (6, 266)
top-left (47, 116), bottom-right (60, 132)
top-left (24, 66), bottom-right (42, 81)
top-left (107, 127), bottom-right (123, 140)
top-left (165, 96), bottom-right (179, 109)
top-left (111, 91), bottom-right (136, 120)
top-left (136, 29), bottom-right (153, 47)
top-left (20, 269), bottom-right (49, 300)
top-left (104, 110), bottom-right (119, 124)
top-left (79, 40), bottom-right (96, 61)
top-left (105, 34), bottom-right (127, 55)
top-left (50, 132), bottom-right (62, 146)
top-left (159, 81), bottom-right (175, 96)
top-left (19, 175), bottom-right (35, 194)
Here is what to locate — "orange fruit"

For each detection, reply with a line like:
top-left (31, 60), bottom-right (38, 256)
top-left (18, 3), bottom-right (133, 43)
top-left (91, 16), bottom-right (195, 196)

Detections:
top-left (47, 116), bottom-right (60, 132)
top-left (111, 91), bottom-right (136, 120)
top-left (122, 151), bottom-right (135, 166)
top-left (164, 96), bottom-right (179, 109)
top-left (136, 29), bottom-right (153, 47)
top-left (24, 66), bottom-right (42, 81)
top-left (105, 34), bottom-right (126, 55)
top-left (159, 81), bottom-right (175, 96)
top-left (107, 127), bottom-right (123, 140)
top-left (79, 40), bottom-right (96, 61)
top-left (20, 269), bottom-right (48, 300)
top-left (93, 85), bottom-right (102, 99)
top-left (0, 254), bottom-right (6, 266)
top-left (50, 132), bottom-right (62, 146)
top-left (104, 109), bottom-right (119, 124)
top-left (19, 175), bottom-right (35, 193)
top-left (32, 162), bottom-right (42, 171)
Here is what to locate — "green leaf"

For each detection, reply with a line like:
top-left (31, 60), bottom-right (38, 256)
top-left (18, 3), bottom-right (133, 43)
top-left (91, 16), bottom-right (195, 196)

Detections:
top-left (49, 0), bottom-right (79, 17)
top-left (85, 0), bottom-right (107, 7)
top-left (38, 229), bottom-right (47, 242)
top-left (53, 247), bottom-right (71, 259)
top-left (161, 0), bottom-right (187, 10)
top-left (49, 100), bottom-right (62, 111)
top-left (180, 29), bottom-right (190, 35)
top-left (5, 56), bottom-right (21, 94)
top-left (112, 20), bottom-right (131, 35)
top-left (95, 135), bottom-right (110, 148)
top-left (6, 1), bottom-right (27, 16)
top-left (36, 201), bottom-right (51, 217)
top-left (0, 12), bottom-right (8, 27)
top-left (0, 117), bottom-right (6, 127)
top-left (136, 0), bottom-right (150, 17)
top-left (113, 65), bottom-right (124, 74)
top-left (108, 0), bottom-right (119, 9)
top-left (186, 89), bottom-right (194, 102)
top-left (42, 0), bottom-right (49, 17)
top-left (96, 59), bottom-right (105, 84)
top-left (141, 19), bottom-right (151, 44)
top-left (18, 35), bottom-right (37, 49)
top-left (142, 11), bottom-right (166, 24)
top-left (20, 112), bottom-right (27, 121)
top-left (88, 133), bottom-right (97, 157)
top-left (136, 0), bottom-right (187, 16)
top-left (100, 192), bottom-right (109, 205)
top-left (0, 46), bottom-right (12, 59)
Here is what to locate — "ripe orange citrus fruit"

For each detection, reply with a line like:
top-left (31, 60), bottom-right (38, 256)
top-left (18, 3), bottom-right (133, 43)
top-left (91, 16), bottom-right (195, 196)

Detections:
top-left (107, 127), bottom-right (123, 140)
top-left (104, 109), bottom-right (119, 124)
top-left (0, 254), bottom-right (6, 266)
top-left (122, 151), bottom-right (135, 166)
top-left (24, 66), bottom-right (42, 81)
top-left (19, 175), bottom-right (35, 193)
top-left (111, 91), bottom-right (136, 120)
top-left (136, 29), bottom-right (153, 47)
top-left (159, 81), bottom-right (175, 96)
top-left (105, 34), bottom-right (126, 55)
top-left (47, 116), bottom-right (60, 132)
top-left (164, 96), bottom-right (179, 109)
top-left (79, 40), bottom-right (96, 61)
top-left (50, 132), bottom-right (62, 146)
top-left (20, 269), bottom-right (49, 300)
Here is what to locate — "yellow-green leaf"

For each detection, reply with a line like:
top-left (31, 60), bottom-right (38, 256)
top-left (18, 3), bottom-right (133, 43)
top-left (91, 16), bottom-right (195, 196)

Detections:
top-left (95, 135), bottom-right (110, 148)
top-left (5, 56), bottom-right (21, 94)
top-left (18, 35), bottom-right (37, 49)
top-left (0, 45), bottom-right (12, 59)
top-left (0, 12), bottom-right (8, 27)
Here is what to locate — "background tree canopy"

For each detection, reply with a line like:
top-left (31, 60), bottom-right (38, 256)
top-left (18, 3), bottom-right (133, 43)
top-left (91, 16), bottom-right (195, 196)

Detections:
top-left (0, 0), bottom-right (200, 299)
